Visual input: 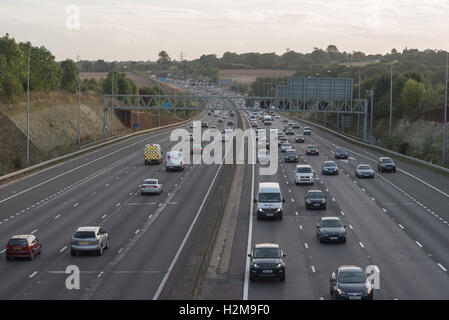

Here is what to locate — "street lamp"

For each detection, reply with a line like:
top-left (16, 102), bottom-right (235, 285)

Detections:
top-left (389, 60), bottom-right (398, 136)
top-left (443, 52), bottom-right (448, 165)
top-left (366, 90), bottom-right (375, 142)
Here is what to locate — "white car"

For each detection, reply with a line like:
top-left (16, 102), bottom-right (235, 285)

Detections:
top-left (166, 151), bottom-right (185, 172)
top-left (355, 164), bottom-right (375, 178)
top-left (257, 150), bottom-right (270, 164)
top-left (281, 143), bottom-right (292, 153)
top-left (71, 226), bottom-right (109, 256)
top-left (140, 178), bottom-right (162, 194)
top-left (295, 164), bottom-right (314, 185)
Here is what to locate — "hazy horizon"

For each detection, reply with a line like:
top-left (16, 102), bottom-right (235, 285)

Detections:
top-left (1, 0), bottom-right (449, 62)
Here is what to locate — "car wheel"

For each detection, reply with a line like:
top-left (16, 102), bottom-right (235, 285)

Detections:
top-left (342, 238), bottom-right (346, 243)
top-left (98, 246), bottom-right (103, 256)
top-left (105, 240), bottom-right (109, 249)
top-left (6, 256), bottom-right (11, 261)
top-left (323, 205), bottom-right (326, 210)
top-left (250, 274), bottom-right (256, 282)
top-left (71, 250), bottom-right (76, 256)
top-left (166, 168), bottom-right (169, 172)
top-left (29, 252), bottom-right (34, 261)
top-left (279, 214), bottom-right (283, 220)
top-left (280, 275), bottom-right (285, 281)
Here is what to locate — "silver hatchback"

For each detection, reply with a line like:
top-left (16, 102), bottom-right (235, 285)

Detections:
top-left (71, 226), bottom-right (109, 256)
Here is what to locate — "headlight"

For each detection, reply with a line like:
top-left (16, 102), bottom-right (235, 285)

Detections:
top-left (367, 287), bottom-right (372, 294)
top-left (251, 264), bottom-right (259, 269)
top-left (321, 200), bottom-right (326, 204)
top-left (276, 208), bottom-right (281, 212)
top-left (275, 263), bottom-right (283, 268)
top-left (336, 288), bottom-right (343, 295)
top-left (306, 199), bottom-right (312, 203)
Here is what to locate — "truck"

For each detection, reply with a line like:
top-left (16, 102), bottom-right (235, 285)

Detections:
top-left (144, 144), bottom-right (163, 165)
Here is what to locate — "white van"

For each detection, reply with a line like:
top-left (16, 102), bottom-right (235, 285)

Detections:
top-left (166, 151), bottom-right (184, 172)
top-left (254, 182), bottom-right (285, 220)
top-left (295, 164), bottom-right (314, 185)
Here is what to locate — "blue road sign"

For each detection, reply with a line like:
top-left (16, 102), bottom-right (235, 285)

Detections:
top-left (163, 102), bottom-right (170, 109)
top-left (134, 122), bottom-right (139, 129)
top-left (159, 78), bottom-right (166, 82)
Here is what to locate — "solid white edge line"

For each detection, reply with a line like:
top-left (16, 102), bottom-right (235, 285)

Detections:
top-left (243, 160), bottom-right (255, 300)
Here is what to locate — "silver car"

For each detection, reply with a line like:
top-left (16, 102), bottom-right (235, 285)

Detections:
top-left (71, 226), bottom-right (109, 256)
top-left (140, 178), bottom-right (163, 194)
top-left (355, 164), bottom-right (375, 178)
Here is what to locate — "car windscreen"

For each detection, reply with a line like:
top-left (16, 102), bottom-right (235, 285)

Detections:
top-left (258, 192), bottom-right (281, 202)
top-left (337, 148), bottom-right (347, 153)
top-left (308, 192), bottom-right (323, 199)
top-left (253, 247), bottom-right (281, 259)
top-left (381, 158), bottom-right (393, 163)
top-left (338, 270), bottom-right (366, 283)
top-left (8, 239), bottom-right (28, 246)
top-left (321, 220), bottom-right (342, 228)
top-left (297, 167), bottom-right (312, 173)
top-left (74, 231), bottom-right (96, 239)
top-left (359, 165), bottom-right (371, 170)
top-left (324, 162), bottom-right (336, 167)
top-left (307, 146), bottom-right (317, 149)
top-left (286, 151), bottom-right (296, 156)
top-left (282, 144), bottom-right (291, 148)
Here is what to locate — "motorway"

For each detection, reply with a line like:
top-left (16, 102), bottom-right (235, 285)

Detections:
top-left (242, 115), bottom-right (449, 300)
top-left (1, 97), bottom-right (449, 299)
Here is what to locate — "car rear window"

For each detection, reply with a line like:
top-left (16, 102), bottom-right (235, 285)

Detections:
top-left (8, 239), bottom-right (28, 246)
top-left (74, 231), bottom-right (96, 239)
top-left (144, 179), bottom-right (157, 185)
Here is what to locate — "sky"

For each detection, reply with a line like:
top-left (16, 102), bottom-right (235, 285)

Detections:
top-left (1, 0), bottom-right (449, 61)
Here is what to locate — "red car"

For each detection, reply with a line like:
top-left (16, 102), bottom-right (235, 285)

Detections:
top-left (5, 235), bottom-right (41, 261)
top-left (251, 122), bottom-right (259, 128)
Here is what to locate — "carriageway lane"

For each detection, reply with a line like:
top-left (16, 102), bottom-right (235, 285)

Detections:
top-left (0, 112), bottom-right (233, 299)
top-left (299, 121), bottom-right (449, 278)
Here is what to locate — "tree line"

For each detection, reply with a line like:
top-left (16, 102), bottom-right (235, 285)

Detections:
top-left (0, 34), bottom-right (138, 101)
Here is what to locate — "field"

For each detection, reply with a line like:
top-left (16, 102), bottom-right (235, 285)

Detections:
top-left (219, 69), bottom-right (296, 84)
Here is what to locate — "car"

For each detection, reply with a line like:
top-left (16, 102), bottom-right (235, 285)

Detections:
top-left (5, 235), bottom-right (41, 261)
top-left (281, 143), bottom-right (292, 153)
top-left (251, 122), bottom-right (258, 128)
top-left (218, 118), bottom-right (224, 123)
top-left (305, 190), bottom-right (326, 210)
top-left (257, 150), bottom-right (270, 164)
top-left (288, 121), bottom-right (295, 127)
top-left (306, 144), bottom-right (319, 155)
top-left (335, 147), bottom-right (349, 159)
top-left (283, 119), bottom-right (288, 122)
top-left (254, 182), bottom-right (285, 220)
top-left (71, 227), bottom-right (109, 256)
top-left (191, 144), bottom-right (203, 154)
top-left (201, 122), bottom-right (209, 128)
top-left (227, 120), bottom-right (234, 126)
top-left (166, 151), bottom-right (184, 171)
top-left (275, 115), bottom-right (281, 119)
top-left (355, 164), bottom-right (375, 178)
top-left (230, 112), bottom-right (235, 117)
top-left (249, 243), bottom-right (286, 281)
top-left (284, 149), bottom-right (298, 162)
top-left (295, 135), bottom-right (305, 143)
top-left (378, 157), bottom-right (396, 172)
top-left (285, 128), bottom-right (295, 135)
top-left (316, 217), bottom-right (346, 243)
top-left (283, 125), bottom-right (290, 132)
top-left (292, 123), bottom-right (300, 129)
top-left (264, 120), bottom-right (272, 125)
top-left (278, 137), bottom-right (287, 147)
top-left (330, 266), bottom-right (373, 300)
top-left (322, 161), bottom-right (339, 175)
top-left (140, 178), bottom-right (163, 194)
top-left (303, 127), bottom-right (311, 135)
top-left (295, 164), bottom-right (314, 185)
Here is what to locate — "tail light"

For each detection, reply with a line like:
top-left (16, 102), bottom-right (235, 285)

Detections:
top-left (168, 155), bottom-right (171, 159)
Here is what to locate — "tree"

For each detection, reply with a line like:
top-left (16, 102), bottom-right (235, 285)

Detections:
top-left (60, 59), bottom-right (78, 93)
top-left (157, 51), bottom-right (171, 65)
top-left (326, 45), bottom-right (339, 53)
top-left (400, 78), bottom-right (426, 118)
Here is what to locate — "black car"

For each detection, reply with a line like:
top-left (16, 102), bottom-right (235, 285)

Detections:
top-left (249, 243), bottom-right (286, 281)
top-left (284, 149), bottom-right (298, 162)
top-left (378, 157), bottom-right (396, 172)
top-left (201, 122), bottom-right (208, 128)
top-left (278, 137), bottom-right (287, 147)
top-left (285, 128), bottom-right (295, 135)
top-left (306, 145), bottom-right (319, 155)
top-left (335, 147), bottom-right (348, 159)
top-left (330, 266), bottom-right (373, 300)
top-left (227, 120), bottom-right (234, 126)
top-left (316, 217), bottom-right (346, 242)
top-left (292, 123), bottom-right (300, 129)
top-left (305, 190), bottom-right (326, 210)
top-left (295, 135), bottom-right (305, 143)
top-left (322, 161), bottom-right (339, 175)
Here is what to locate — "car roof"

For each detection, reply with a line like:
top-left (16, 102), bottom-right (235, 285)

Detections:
top-left (286, 148), bottom-right (296, 152)
top-left (307, 189), bottom-right (323, 194)
top-left (296, 164), bottom-right (312, 168)
top-left (380, 156), bottom-right (392, 160)
top-left (338, 265), bottom-right (364, 272)
top-left (258, 182), bottom-right (280, 191)
top-left (144, 178), bottom-right (158, 183)
top-left (76, 226), bottom-right (100, 232)
top-left (358, 163), bottom-right (371, 167)
top-left (321, 216), bottom-right (340, 221)
top-left (255, 243), bottom-right (280, 249)
top-left (10, 235), bottom-right (33, 239)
